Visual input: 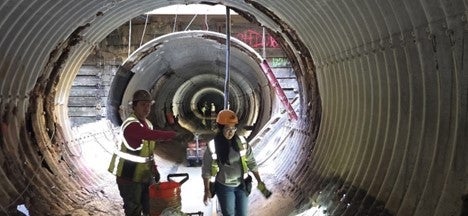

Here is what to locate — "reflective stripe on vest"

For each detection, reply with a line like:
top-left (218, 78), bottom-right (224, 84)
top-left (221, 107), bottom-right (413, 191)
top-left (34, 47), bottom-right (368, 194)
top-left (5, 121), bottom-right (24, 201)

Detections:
top-left (108, 114), bottom-right (156, 182)
top-left (237, 136), bottom-right (249, 177)
top-left (114, 151), bottom-right (154, 163)
top-left (207, 136), bottom-right (249, 182)
top-left (120, 116), bottom-right (153, 151)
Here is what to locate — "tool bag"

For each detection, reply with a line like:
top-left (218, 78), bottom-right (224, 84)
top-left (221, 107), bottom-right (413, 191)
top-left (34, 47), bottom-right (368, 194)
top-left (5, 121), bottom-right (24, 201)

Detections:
top-left (149, 173), bottom-right (189, 216)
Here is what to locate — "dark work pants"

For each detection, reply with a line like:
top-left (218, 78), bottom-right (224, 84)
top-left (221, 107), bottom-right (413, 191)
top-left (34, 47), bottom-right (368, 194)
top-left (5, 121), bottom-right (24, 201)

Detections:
top-left (117, 178), bottom-right (150, 216)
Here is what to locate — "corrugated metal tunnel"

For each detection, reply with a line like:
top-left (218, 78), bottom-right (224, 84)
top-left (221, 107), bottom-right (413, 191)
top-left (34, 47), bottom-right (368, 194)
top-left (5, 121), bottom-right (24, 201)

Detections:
top-left (0, 1), bottom-right (467, 216)
top-left (106, 31), bottom-right (275, 134)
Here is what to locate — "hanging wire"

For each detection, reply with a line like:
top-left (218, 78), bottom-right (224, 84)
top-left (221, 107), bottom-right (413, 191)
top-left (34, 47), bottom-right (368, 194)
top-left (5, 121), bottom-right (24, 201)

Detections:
top-left (224, 7), bottom-right (231, 109)
top-left (262, 27), bottom-right (266, 59)
top-left (204, 13), bottom-right (209, 30)
top-left (93, 131), bottom-right (116, 154)
top-left (172, 5), bottom-right (179, 32)
top-left (140, 14), bottom-right (150, 47)
top-left (184, 14), bottom-right (198, 31)
top-left (128, 19), bottom-right (132, 57)
top-left (172, 14), bottom-right (178, 32)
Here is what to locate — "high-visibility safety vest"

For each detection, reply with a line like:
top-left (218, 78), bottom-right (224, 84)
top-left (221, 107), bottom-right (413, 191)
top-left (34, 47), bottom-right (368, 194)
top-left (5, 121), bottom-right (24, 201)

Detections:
top-left (108, 114), bottom-right (156, 182)
top-left (207, 136), bottom-right (249, 183)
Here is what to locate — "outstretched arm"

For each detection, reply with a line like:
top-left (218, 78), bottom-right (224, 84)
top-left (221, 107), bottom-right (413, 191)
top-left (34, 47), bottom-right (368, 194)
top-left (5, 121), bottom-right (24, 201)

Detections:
top-left (126, 122), bottom-right (176, 139)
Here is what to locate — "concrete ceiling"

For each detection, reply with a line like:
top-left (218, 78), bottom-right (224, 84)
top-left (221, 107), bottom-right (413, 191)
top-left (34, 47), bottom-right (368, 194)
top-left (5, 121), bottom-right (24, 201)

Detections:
top-left (0, 0), bottom-right (466, 215)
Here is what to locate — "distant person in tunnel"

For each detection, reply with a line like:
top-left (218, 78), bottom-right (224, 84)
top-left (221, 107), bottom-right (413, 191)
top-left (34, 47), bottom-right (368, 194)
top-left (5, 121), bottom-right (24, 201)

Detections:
top-left (202, 109), bottom-right (271, 216)
top-left (108, 89), bottom-right (177, 216)
top-left (201, 101), bottom-right (209, 128)
top-left (201, 101), bottom-right (209, 116)
top-left (209, 102), bottom-right (217, 131)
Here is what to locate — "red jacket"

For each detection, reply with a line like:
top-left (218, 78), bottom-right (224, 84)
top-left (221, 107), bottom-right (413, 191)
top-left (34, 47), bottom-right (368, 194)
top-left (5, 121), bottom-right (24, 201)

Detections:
top-left (123, 120), bottom-right (176, 149)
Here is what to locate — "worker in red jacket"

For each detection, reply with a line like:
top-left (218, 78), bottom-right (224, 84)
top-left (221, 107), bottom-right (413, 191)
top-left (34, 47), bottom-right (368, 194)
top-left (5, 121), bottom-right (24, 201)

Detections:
top-left (108, 89), bottom-right (177, 216)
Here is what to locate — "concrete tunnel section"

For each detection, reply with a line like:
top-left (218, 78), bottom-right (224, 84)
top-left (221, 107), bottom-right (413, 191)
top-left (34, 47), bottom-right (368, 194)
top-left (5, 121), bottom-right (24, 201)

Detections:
top-left (106, 31), bottom-right (275, 135)
top-left (0, 1), bottom-right (467, 216)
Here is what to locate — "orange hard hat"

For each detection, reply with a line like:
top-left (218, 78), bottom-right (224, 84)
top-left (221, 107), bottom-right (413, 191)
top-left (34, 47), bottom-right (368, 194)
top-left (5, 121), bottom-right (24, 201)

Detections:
top-left (216, 109), bottom-right (238, 125)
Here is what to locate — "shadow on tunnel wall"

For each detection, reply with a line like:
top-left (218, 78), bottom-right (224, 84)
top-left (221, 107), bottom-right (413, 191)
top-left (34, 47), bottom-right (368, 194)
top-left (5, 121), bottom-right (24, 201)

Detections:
top-left (107, 66), bottom-right (134, 127)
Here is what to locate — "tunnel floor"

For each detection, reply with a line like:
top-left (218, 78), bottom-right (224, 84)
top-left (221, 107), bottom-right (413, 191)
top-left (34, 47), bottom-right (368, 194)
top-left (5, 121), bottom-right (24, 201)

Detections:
top-left (80, 141), bottom-right (293, 216)
top-left (60, 118), bottom-right (299, 216)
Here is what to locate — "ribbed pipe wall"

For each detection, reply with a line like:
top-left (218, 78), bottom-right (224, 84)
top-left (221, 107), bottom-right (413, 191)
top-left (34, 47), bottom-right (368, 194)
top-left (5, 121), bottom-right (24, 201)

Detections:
top-left (303, 1), bottom-right (467, 215)
top-left (0, 0), bottom-right (466, 215)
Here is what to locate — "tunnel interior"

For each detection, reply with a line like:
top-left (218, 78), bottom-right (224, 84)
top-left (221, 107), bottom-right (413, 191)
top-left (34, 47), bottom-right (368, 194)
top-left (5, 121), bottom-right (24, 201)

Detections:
top-left (0, 1), bottom-right (467, 216)
top-left (106, 30), bottom-right (278, 137)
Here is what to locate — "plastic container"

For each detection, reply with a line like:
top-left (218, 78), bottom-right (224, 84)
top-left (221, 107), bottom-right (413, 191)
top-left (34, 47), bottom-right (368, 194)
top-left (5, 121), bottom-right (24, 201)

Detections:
top-left (149, 173), bottom-right (189, 216)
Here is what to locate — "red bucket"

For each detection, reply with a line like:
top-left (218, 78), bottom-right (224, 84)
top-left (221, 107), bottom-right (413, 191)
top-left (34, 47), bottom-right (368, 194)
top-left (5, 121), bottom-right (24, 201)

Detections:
top-left (149, 173), bottom-right (189, 216)
top-left (149, 181), bottom-right (181, 199)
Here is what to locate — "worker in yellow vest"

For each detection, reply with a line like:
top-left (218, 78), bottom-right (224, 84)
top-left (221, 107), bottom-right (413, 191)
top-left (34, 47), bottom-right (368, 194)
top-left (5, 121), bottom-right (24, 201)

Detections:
top-left (202, 109), bottom-right (271, 216)
top-left (108, 89), bottom-right (177, 216)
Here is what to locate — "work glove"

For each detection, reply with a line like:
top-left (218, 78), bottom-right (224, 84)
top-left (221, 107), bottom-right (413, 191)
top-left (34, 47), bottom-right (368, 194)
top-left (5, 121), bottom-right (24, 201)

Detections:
top-left (257, 181), bottom-right (272, 198)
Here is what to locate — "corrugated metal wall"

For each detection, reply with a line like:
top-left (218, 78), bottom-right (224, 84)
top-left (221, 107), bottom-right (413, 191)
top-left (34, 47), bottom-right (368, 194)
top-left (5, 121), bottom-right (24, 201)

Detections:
top-left (0, 0), bottom-right (466, 215)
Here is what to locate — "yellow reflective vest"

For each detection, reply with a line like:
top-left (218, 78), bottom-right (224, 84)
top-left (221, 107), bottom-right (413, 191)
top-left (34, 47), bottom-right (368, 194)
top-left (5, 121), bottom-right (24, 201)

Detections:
top-left (108, 114), bottom-right (156, 182)
top-left (207, 136), bottom-right (249, 183)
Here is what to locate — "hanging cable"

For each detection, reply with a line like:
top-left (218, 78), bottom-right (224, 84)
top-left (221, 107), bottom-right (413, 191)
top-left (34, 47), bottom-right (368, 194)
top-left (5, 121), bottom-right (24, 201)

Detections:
top-left (184, 14), bottom-right (198, 31)
top-left (205, 14), bottom-right (209, 30)
top-left (128, 19), bottom-right (132, 57)
top-left (224, 6), bottom-right (231, 109)
top-left (262, 27), bottom-right (266, 59)
top-left (140, 14), bottom-right (149, 47)
top-left (172, 13), bottom-right (178, 32)
top-left (173, 5), bottom-right (179, 32)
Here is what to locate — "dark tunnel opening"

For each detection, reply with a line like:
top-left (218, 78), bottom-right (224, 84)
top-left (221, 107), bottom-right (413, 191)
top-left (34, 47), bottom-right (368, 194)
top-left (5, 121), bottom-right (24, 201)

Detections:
top-left (195, 92), bottom-right (224, 116)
